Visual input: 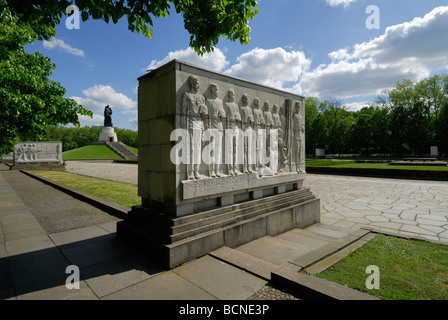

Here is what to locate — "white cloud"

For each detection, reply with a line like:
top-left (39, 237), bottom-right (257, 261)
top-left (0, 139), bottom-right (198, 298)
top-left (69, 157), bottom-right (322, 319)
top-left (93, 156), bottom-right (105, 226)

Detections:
top-left (344, 101), bottom-right (370, 112)
top-left (71, 85), bottom-right (137, 114)
top-left (302, 6), bottom-right (448, 99)
top-left (42, 38), bottom-right (85, 57)
top-left (224, 47), bottom-right (311, 90)
top-left (146, 47), bottom-right (229, 72)
top-left (326, 0), bottom-right (358, 8)
top-left (77, 113), bottom-right (104, 127)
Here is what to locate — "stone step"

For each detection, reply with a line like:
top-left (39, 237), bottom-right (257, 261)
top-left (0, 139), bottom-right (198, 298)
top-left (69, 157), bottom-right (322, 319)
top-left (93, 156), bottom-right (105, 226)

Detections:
top-left (172, 189), bottom-right (315, 236)
top-left (122, 189), bottom-right (318, 245)
top-left (234, 235), bottom-right (316, 267)
top-left (209, 247), bottom-right (277, 280)
top-left (271, 262), bottom-right (379, 300)
top-left (170, 196), bottom-right (317, 242)
top-left (106, 142), bottom-right (138, 160)
top-left (218, 224), bottom-right (372, 276)
top-left (287, 226), bottom-right (372, 270)
top-left (172, 188), bottom-right (312, 227)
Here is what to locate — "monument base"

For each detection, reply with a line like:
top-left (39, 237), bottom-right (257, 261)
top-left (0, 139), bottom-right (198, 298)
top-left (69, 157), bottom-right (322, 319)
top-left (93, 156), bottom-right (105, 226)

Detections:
top-left (98, 127), bottom-right (118, 143)
top-left (117, 188), bottom-right (320, 269)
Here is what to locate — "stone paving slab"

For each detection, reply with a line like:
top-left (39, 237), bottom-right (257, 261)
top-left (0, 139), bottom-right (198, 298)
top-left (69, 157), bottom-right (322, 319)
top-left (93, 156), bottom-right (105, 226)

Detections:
top-left (210, 246), bottom-right (277, 280)
top-left (304, 174), bottom-right (448, 244)
top-left (102, 270), bottom-right (217, 300)
top-left (234, 236), bottom-right (314, 266)
top-left (173, 255), bottom-right (268, 300)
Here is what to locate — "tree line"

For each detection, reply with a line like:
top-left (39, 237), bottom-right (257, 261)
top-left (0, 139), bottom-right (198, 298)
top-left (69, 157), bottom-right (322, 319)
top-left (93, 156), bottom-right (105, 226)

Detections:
top-left (305, 74), bottom-right (448, 158)
top-left (45, 126), bottom-right (138, 151)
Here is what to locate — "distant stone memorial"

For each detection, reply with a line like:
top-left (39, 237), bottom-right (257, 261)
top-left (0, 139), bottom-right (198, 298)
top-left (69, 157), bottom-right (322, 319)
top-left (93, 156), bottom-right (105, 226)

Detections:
top-left (431, 146), bottom-right (439, 158)
top-left (117, 60), bottom-right (321, 268)
top-left (315, 148), bottom-right (325, 159)
top-left (11, 141), bottom-right (64, 170)
top-left (98, 105), bottom-right (118, 143)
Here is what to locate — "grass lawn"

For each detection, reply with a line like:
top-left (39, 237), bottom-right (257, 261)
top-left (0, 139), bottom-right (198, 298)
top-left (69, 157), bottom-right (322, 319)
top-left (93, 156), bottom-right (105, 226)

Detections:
top-left (62, 145), bottom-right (122, 160)
top-left (306, 159), bottom-right (448, 171)
top-left (127, 146), bottom-right (138, 155)
top-left (306, 159), bottom-right (448, 180)
top-left (316, 234), bottom-right (448, 300)
top-left (30, 170), bottom-right (140, 208)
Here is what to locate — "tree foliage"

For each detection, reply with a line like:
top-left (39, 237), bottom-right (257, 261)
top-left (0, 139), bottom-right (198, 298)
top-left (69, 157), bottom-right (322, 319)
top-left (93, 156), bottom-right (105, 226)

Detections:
top-left (305, 74), bottom-right (448, 157)
top-left (0, 0), bottom-right (259, 156)
top-left (0, 3), bottom-right (92, 156)
top-left (45, 125), bottom-right (138, 151)
top-left (4, 0), bottom-right (259, 54)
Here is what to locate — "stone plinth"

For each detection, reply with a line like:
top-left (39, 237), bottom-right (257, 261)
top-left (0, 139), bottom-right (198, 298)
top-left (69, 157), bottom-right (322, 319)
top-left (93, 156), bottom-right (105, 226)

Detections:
top-left (98, 126), bottom-right (118, 143)
top-left (11, 141), bottom-right (64, 171)
top-left (117, 60), bottom-right (320, 268)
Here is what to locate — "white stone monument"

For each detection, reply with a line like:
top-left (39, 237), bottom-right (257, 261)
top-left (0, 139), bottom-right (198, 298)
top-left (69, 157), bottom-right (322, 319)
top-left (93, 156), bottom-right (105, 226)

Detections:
top-left (11, 141), bottom-right (64, 170)
top-left (98, 127), bottom-right (118, 143)
top-left (117, 60), bottom-right (320, 268)
top-left (98, 105), bottom-right (118, 143)
top-left (315, 148), bottom-right (325, 158)
top-left (430, 146), bottom-right (439, 158)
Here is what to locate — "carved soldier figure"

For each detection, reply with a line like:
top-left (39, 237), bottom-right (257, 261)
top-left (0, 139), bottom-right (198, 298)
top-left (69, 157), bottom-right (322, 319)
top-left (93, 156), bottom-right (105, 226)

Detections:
top-left (263, 101), bottom-right (273, 130)
top-left (263, 101), bottom-right (275, 169)
top-left (293, 101), bottom-right (305, 173)
top-left (240, 94), bottom-right (255, 173)
top-left (206, 83), bottom-right (226, 178)
top-left (272, 104), bottom-right (281, 130)
top-left (181, 76), bottom-right (208, 180)
top-left (104, 105), bottom-right (113, 127)
top-left (273, 104), bottom-right (287, 172)
top-left (225, 89), bottom-right (242, 176)
top-left (253, 98), bottom-right (265, 171)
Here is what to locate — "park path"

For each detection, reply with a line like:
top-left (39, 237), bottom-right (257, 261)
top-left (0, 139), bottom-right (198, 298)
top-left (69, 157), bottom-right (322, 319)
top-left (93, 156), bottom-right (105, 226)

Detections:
top-left (65, 161), bottom-right (448, 244)
top-left (65, 160), bottom-right (137, 185)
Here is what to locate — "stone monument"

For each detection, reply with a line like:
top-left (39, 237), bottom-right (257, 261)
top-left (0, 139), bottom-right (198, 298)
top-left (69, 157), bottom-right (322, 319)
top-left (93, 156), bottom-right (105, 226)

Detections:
top-left (10, 141), bottom-right (64, 170)
top-left (431, 146), bottom-right (439, 158)
top-left (98, 105), bottom-right (118, 143)
top-left (117, 60), bottom-right (320, 268)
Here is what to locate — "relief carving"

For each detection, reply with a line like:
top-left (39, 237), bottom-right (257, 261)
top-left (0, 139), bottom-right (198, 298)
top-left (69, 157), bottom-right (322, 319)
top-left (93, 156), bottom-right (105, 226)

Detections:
top-left (225, 89), bottom-right (242, 176)
top-left (181, 76), bottom-right (208, 180)
top-left (179, 78), bottom-right (305, 182)
top-left (292, 101), bottom-right (305, 173)
top-left (240, 94), bottom-right (255, 174)
top-left (206, 83), bottom-right (226, 178)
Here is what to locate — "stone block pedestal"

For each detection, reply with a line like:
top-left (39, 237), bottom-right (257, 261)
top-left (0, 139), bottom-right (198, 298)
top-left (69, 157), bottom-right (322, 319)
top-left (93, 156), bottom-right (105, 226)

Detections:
top-left (117, 60), bottom-right (320, 269)
top-left (98, 127), bottom-right (118, 143)
top-left (117, 187), bottom-right (320, 269)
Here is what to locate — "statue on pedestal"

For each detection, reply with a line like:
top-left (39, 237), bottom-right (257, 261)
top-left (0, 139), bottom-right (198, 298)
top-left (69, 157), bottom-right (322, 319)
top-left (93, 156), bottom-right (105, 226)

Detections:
top-left (104, 105), bottom-right (113, 127)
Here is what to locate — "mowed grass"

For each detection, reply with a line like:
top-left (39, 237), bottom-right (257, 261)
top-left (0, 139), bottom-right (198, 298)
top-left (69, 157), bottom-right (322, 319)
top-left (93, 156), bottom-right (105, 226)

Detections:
top-left (306, 159), bottom-right (448, 171)
top-left (127, 146), bottom-right (138, 155)
top-left (30, 170), bottom-right (140, 208)
top-left (316, 234), bottom-right (448, 300)
top-left (62, 145), bottom-right (122, 160)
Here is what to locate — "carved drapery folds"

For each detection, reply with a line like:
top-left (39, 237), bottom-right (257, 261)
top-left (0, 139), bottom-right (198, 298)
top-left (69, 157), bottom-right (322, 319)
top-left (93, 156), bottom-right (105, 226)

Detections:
top-left (180, 78), bottom-right (305, 181)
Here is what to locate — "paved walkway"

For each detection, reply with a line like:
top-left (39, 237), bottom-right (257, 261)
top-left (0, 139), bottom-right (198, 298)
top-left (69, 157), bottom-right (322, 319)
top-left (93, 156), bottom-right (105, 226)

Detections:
top-left (307, 174), bottom-right (448, 244)
top-left (65, 160), bottom-right (138, 185)
top-left (2, 161), bottom-right (447, 301)
top-left (0, 166), bottom-right (376, 301)
top-left (66, 161), bottom-right (448, 244)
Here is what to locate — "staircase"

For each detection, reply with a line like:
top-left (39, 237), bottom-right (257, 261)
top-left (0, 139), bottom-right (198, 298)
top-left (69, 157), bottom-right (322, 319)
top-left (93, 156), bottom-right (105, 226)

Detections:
top-left (210, 223), bottom-right (373, 279)
top-left (106, 142), bottom-right (138, 160)
top-left (209, 224), bottom-right (379, 299)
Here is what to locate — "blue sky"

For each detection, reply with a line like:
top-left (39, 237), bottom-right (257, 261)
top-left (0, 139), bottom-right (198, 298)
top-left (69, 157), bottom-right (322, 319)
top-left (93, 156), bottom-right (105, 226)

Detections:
top-left (26, 0), bottom-right (448, 130)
